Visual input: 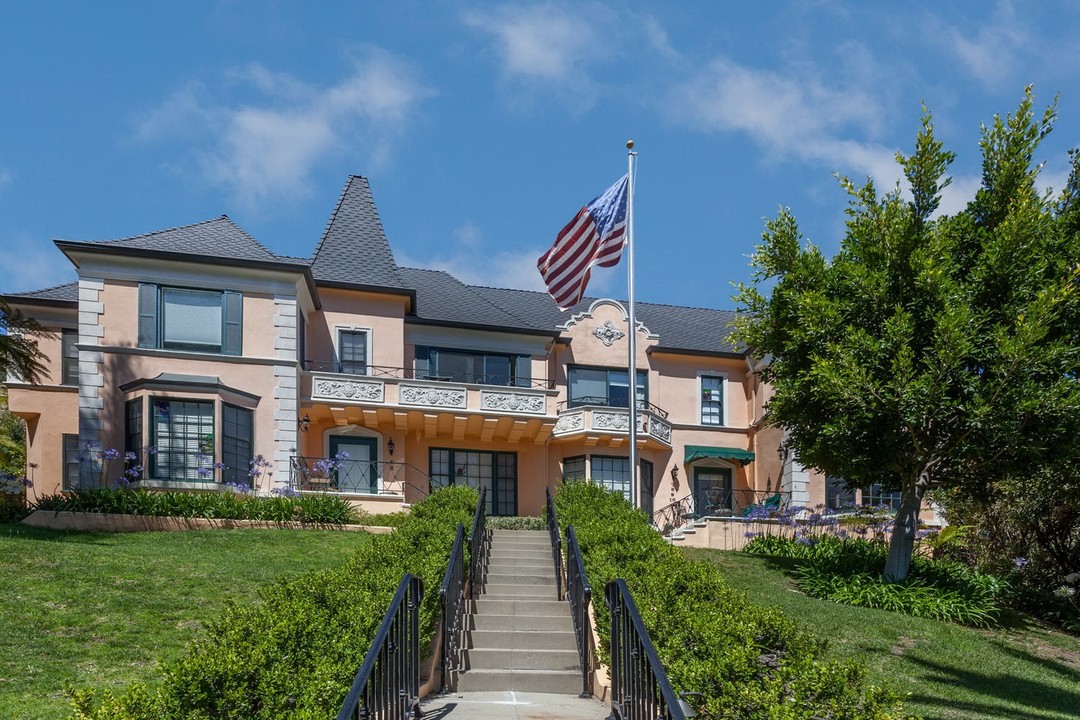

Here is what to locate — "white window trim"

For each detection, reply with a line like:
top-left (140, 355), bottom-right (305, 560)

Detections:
top-left (333, 325), bottom-right (373, 373)
top-left (697, 371), bottom-right (728, 427)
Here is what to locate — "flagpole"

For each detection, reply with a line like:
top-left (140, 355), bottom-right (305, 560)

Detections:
top-left (626, 140), bottom-right (639, 510)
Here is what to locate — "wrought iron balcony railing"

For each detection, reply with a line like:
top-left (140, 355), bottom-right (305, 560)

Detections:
top-left (556, 396), bottom-right (669, 419)
top-left (288, 456), bottom-right (429, 502)
top-left (303, 360), bottom-right (553, 390)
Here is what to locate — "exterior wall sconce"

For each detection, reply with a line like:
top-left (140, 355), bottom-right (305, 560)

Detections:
top-left (297, 414), bottom-right (311, 433)
top-left (387, 437), bottom-right (395, 456)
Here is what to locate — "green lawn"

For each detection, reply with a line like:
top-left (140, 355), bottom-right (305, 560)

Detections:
top-left (687, 548), bottom-right (1080, 720)
top-left (0, 523), bottom-right (368, 720)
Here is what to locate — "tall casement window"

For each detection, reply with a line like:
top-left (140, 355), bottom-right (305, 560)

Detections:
top-left (592, 455), bottom-right (631, 501)
top-left (62, 434), bottom-right (80, 490)
top-left (125, 398), bottom-right (143, 461)
top-left (562, 455), bottom-right (586, 483)
top-left (221, 404), bottom-right (254, 485)
top-left (862, 482), bottom-right (902, 508)
top-left (415, 346), bottom-right (531, 387)
top-left (150, 399), bottom-right (214, 481)
top-left (700, 375), bottom-right (725, 425)
top-left (337, 329), bottom-right (369, 374)
top-left (138, 284), bottom-right (242, 355)
top-left (567, 367), bottom-right (647, 409)
top-left (826, 476), bottom-right (856, 510)
top-left (61, 329), bottom-right (79, 386)
top-left (429, 448), bottom-right (517, 516)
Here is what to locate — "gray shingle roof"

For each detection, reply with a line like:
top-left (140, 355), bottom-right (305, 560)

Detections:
top-left (400, 267), bottom-right (548, 332)
top-left (310, 176), bottom-right (405, 289)
top-left (469, 286), bottom-right (742, 354)
top-left (3, 281), bottom-right (78, 304)
top-left (60, 216), bottom-right (281, 263)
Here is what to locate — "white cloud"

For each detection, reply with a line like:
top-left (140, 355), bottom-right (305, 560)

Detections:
top-left (135, 50), bottom-right (430, 212)
top-left (932, 3), bottom-right (1028, 89)
top-left (667, 57), bottom-right (902, 188)
top-left (0, 167), bottom-right (12, 189)
top-left (454, 221), bottom-right (483, 248)
top-left (463, 4), bottom-right (600, 83)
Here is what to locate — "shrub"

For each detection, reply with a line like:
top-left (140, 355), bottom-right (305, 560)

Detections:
top-left (31, 487), bottom-right (360, 525)
top-left (555, 481), bottom-right (908, 719)
top-left (357, 511), bottom-right (410, 528)
top-left (68, 485), bottom-right (478, 719)
top-left (486, 515), bottom-right (546, 530)
top-left (745, 534), bottom-right (1007, 627)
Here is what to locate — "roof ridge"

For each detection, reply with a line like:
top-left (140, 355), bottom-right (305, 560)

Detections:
top-left (311, 174), bottom-right (364, 262)
top-left (7, 280), bottom-right (79, 296)
top-left (65, 215), bottom-right (227, 245)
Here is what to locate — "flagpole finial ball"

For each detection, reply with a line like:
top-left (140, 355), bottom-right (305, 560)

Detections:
top-left (626, 139), bottom-right (634, 149)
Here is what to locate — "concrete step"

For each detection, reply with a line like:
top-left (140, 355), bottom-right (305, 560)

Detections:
top-left (491, 536), bottom-right (551, 547)
top-left (488, 557), bottom-right (557, 574)
top-left (467, 613), bottom-right (574, 632)
top-left (492, 548), bottom-right (552, 561)
top-left (465, 648), bottom-right (580, 671)
top-left (484, 570), bottom-right (556, 585)
top-left (481, 583), bottom-right (558, 599)
top-left (456, 669), bottom-right (584, 694)
top-left (492, 526), bottom-right (548, 537)
top-left (467, 629), bottom-right (577, 651)
top-left (473, 599), bottom-right (567, 616)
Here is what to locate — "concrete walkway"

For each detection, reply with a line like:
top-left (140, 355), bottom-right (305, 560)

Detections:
top-left (419, 691), bottom-right (610, 719)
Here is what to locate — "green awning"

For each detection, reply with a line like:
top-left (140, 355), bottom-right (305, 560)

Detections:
top-left (684, 445), bottom-right (755, 465)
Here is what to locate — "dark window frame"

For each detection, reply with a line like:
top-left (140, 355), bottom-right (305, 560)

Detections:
top-left (428, 447), bottom-right (518, 516)
top-left (149, 397), bottom-right (215, 481)
top-left (62, 434), bottom-right (80, 490)
top-left (415, 346), bottom-right (531, 388)
top-left (337, 328), bottom-right (369, 375)
top-left (591, 454), bottom-right (631, 501)
top-left (567, 365), bottom-right (648, 409)
top-left (562, 455), bottom-right (586, 483)
top-left (221, 403), bottom-right (254, 485)
top-left (700, 374), bottom-right (725, 426)
top-left (138, 283), bottom-right (242, 356)
top-left (61, 329), bottom-right (79, 386)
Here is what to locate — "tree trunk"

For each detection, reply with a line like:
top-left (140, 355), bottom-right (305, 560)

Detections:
top-left (884, 475), bottom-right (923, 583)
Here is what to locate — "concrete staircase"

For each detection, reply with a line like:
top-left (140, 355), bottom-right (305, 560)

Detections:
top-left (458, 529), bottom-right (583, 694)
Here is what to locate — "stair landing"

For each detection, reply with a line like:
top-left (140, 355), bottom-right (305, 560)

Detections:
top-left (420, 691), bottom-right (609, 719)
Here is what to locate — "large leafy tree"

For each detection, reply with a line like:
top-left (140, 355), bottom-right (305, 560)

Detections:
top-left (0, 299), bottom-right (52, 384)
top-left (734, 89), bottom-right (1080, 581)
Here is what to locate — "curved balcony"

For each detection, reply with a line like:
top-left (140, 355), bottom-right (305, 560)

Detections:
top-left (553, 397), bottom-right (672, 447)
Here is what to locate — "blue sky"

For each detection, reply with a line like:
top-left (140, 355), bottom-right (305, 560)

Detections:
top-left (2, 1), bottom-right (1079, 308)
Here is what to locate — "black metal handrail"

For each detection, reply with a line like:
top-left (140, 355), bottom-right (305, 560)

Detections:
top-left (304, 360), bottom-right (553, 389)
top-left (336, 574), bottom-right (423, 720)
top-left (439, 524), bottom-right (466, 693)
top-left (468, 487), bottom-right (488, 599)
top-left (606, 579), bottom-right (687, 720)
top-left (651, 495), bottom-right (695, 535)
top-left (566, 525), bottom-right (593, 698)
top-left (556, 396), bottom-right (669, 419)
top-left (545, 486), bottom-right (564, 601)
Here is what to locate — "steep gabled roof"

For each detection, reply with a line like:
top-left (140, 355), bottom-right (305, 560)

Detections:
top-left (57, 216), bottom-right (280, 264)
top-left (399, 267), bottom-right (553, 335)
top-left (310, 175), bottom-right (406, 290)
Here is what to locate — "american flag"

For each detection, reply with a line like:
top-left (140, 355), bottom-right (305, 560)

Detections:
top-left (537, 175), bottom-right (629, 310)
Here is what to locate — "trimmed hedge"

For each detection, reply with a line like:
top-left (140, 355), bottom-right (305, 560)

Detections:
top-left (68, 486), bottom-right (478, 719)
top-left (34, 487), bottom-right (359, 525)
top-left (555, 481), bottom-right (909, 720)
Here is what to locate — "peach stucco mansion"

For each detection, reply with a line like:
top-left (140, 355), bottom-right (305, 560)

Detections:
top-left (3, 175), bottom-right (888, 523)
